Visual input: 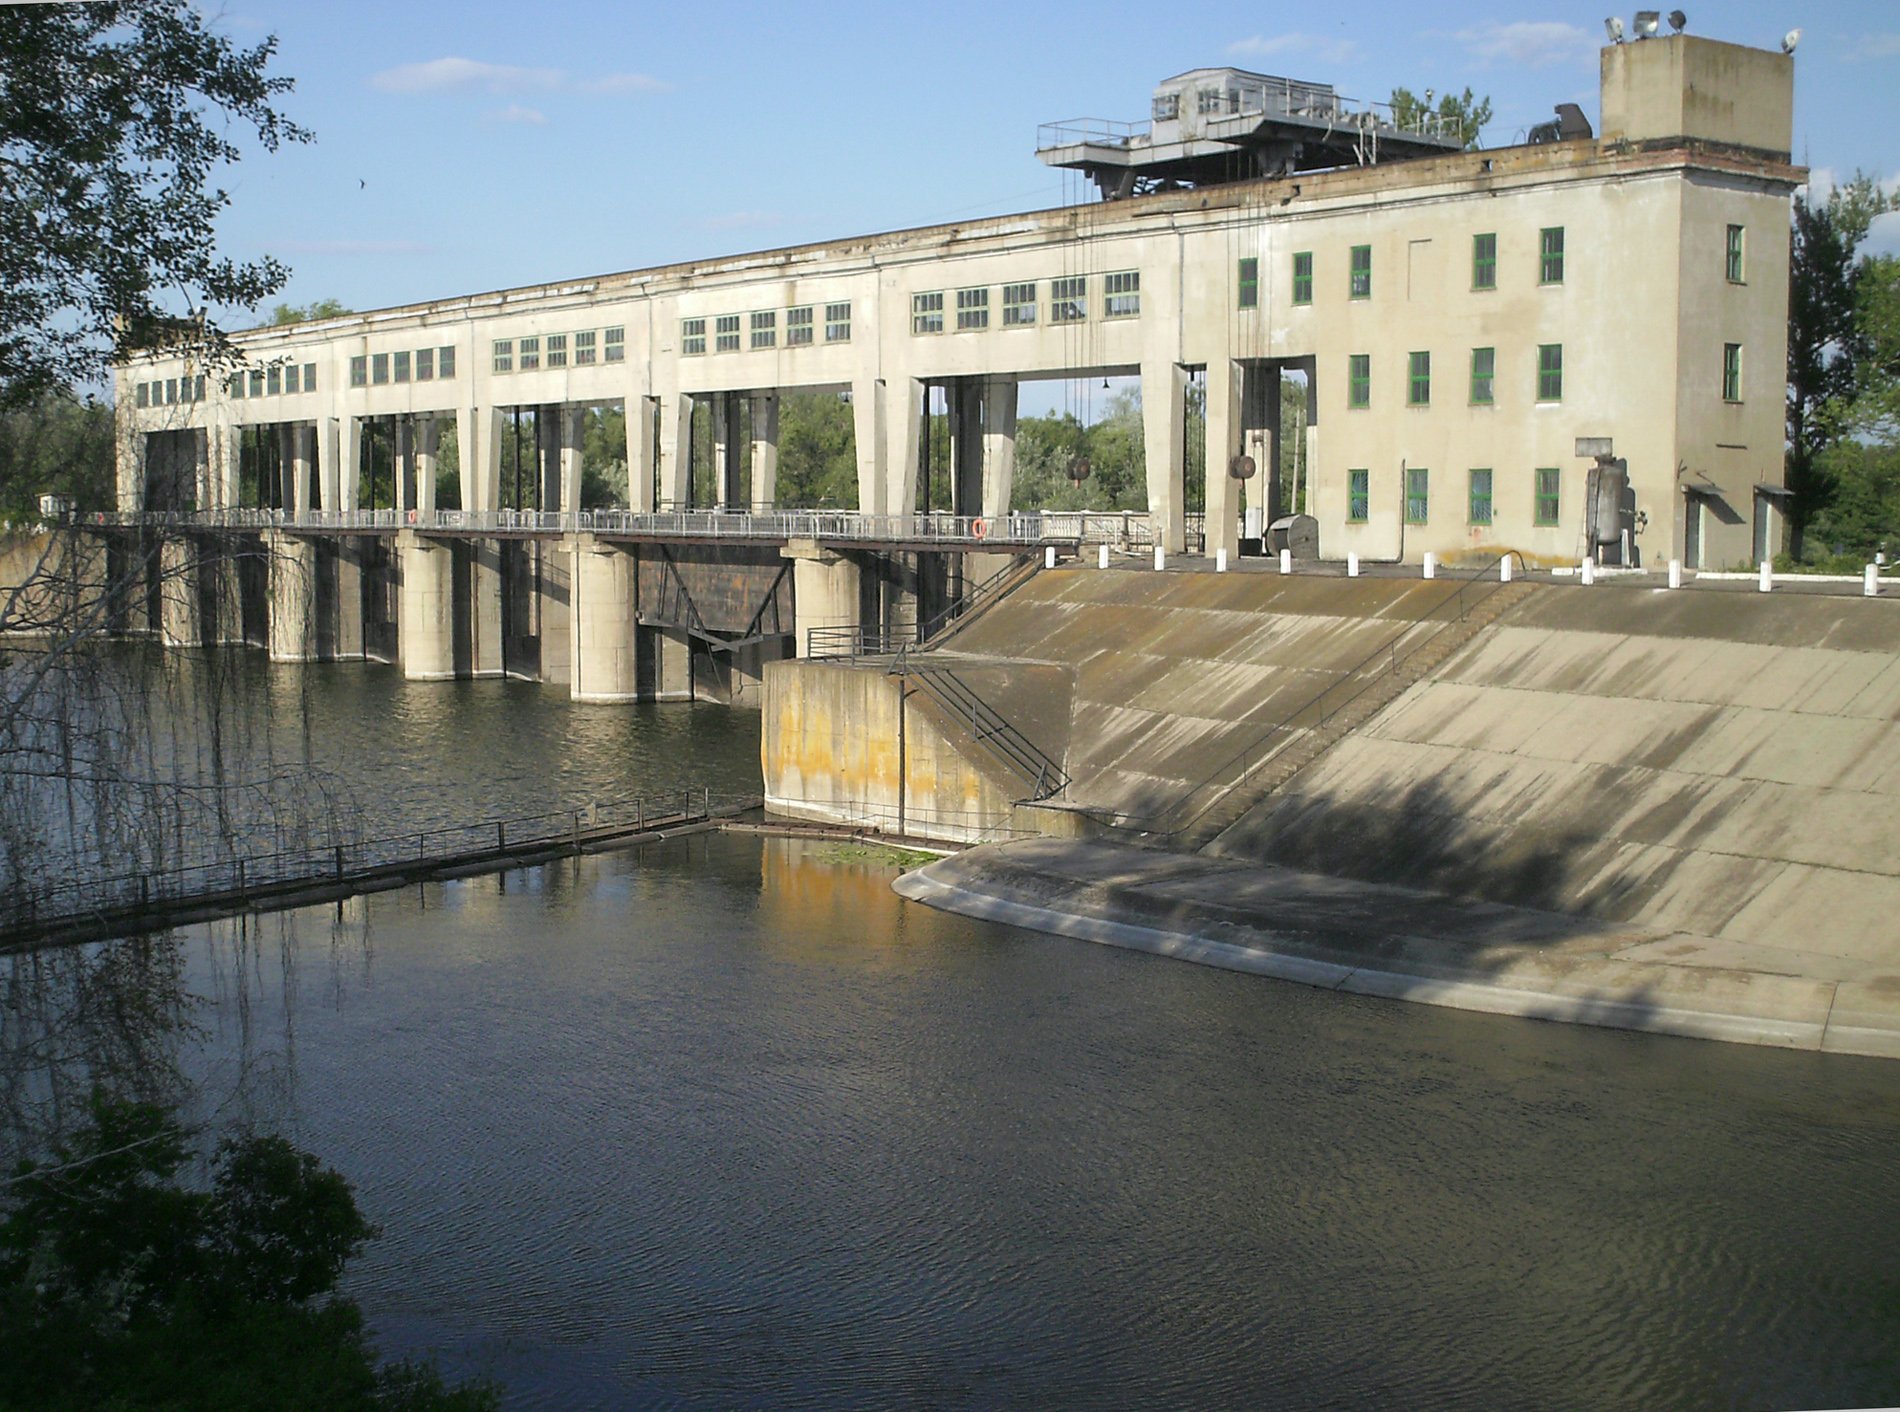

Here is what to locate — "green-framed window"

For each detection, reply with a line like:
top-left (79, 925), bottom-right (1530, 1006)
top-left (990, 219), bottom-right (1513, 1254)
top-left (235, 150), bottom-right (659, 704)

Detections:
top-left (1350, 244), bottom-right (1371, 299)
top-left (680, 320), bottom-right (705, 356)
top-left (1348, 468), bottom-right (1369, 522)
top-left (1469, 468), bottom-right (1493, 525)
top-left (1537, 343), bottom-right (1564, 401)
top-left (352, 355), bottom-right (370, 385)
top-left (1103, 270), bottom-right (1141, 318)
top-left (1534, 467), bottom-right (1561, 525)
top-left (1726, 224), bottom-right (1745, 282)
top-left (1470, 346), bottom-right (1495, 405)
top-left (1292, 251), bottom-right (1313, 304)
top-left (1472, 232), bottom-right (1497, 290)
top-left (1348, 354), bottom-right (1370, 408)
top-left (1723, 342), bottom-right (1742, 401)
top-left (911, 292), bottom-right (944, 335)
top-left (1406, 466), bottom-right (1429, 524)
top-left (1540, 226), bottom-right (1565, 284)
top-left (1408, 350), bottom-right (1431, 406)
top-left (370, 353), bottom-right (389, 385)
top-left (1237, 258), bottom-right (1259, 309)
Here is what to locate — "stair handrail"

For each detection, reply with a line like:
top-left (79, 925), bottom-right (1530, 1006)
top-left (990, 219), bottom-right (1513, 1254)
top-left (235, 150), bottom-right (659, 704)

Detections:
top-left (893, 661), bottom-right (1070, 801)
top-left (1111, 550), bottom-right (1528, 837)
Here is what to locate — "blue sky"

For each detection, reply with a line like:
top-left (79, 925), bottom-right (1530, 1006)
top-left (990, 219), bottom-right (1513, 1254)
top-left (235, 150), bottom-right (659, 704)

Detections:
top-left (204, 0), bottom-right (1900, 321)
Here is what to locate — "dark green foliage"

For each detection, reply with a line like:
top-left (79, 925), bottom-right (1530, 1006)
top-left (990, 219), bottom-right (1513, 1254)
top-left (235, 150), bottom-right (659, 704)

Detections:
top-left (0, 1), bottom-right (310, 405)
top-left (776, 391), bottom-right (859, 508)
top-left (0, 1092), bottom-right (497, 1411)
top-left (1804, 439), bottom-right (1900, 562)
top-left (1389, 86), bottom-right (1493, 149)
top-left (270, 299), bottom-right (352, 327)
top-left (0, 387), bottom-right (116, 516)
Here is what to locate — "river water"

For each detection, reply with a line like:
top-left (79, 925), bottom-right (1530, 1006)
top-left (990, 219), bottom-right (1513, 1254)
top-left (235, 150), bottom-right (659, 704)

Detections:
top-left (30, 655), bottom-right (1900, 1407)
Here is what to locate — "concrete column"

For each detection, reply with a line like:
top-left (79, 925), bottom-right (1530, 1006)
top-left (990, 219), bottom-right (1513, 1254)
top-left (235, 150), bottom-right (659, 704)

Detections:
top-left (538, 541), bottom-right (573, 686)
top-left (561, 407), bottom-right (585, 516)
top-left (395, 530), bottom-right (454, 679)
top-left (394, 417), bottom-right (415, 517)
top-left (462, 539), bottom-right (505, 676)
top-left (980, 377), bottom-right (1018, 520)
top-left (851, 377), bottom-right (887, 515)
top-left (264, 530), bottom-right (318, 661)
top-left (643, 627), bottom-right (695, 701)
top-left (159, 536), bottom-right (203, 647)
top-left (569, 533), bottom-right (639, 701)
top-left (116, 417), bottom-right (146, 511)
top-left (1264, 372), bottom-right (1284, 521)
top-left (1203, 359), bottom-right (1242, 561)
top-left (658, 393), bottom-right (692, 509)
top-left (205, 426), bottom-right (232, 511)
top-left (882, 378), bottom-right (924, 517)
top-left (749, 392), bottom-right (779, 512)
top-left (629, 395), bottom-right (658, 512)
top-left (949, 381), bottom-right (983, 518)
top-left (535, 406), bottom-right (562, 512)
top-left (416, 418), bottom-right (440, 519)
top-left (318, 417), bottom-right (341, 512)
top-left (1240, 366), bottom-right (1272, 531)
top-left (783, 538), bottom-right (862, 657)
top-left (341, 416), bottom-right (363, 512)
top-left (1142, 361), bottom-right (1187, 554)
top-left (716, 392), bottom-right (744, 509)
top-left (288, 425), bottom-right (314, 518)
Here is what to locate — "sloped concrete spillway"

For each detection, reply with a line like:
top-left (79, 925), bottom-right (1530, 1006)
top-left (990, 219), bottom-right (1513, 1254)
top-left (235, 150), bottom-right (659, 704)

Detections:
top-left (795, 568), bottom-right (1900, 1057)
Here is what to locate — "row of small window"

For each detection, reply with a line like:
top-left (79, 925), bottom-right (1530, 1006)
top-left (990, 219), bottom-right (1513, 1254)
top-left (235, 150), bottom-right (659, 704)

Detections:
top-left (231, 362), bottom-right (319, 399)
top-left (349, 347), bottom-right (458, 388)
top-left (135, 375), bottom-right (207, 408)
top-left (682, 305), bottom-right (852, 356)
top-left (911, 273), bottom-right (1140, 335)
top-left (1345, 345), bottom-right (1566, 409)
top-left (1239, 229), bottom-right (1567, 308)
top-left (492, 328), bottom-right (624, 374)
top-left (1346, 467), bottom-right (1563, 528)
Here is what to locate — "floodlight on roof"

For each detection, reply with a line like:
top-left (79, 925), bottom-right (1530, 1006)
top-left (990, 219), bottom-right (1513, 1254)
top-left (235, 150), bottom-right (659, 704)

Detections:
top-left (1782, 27), bottom-right (1801, 53)
top-left (1604, 15), bottom-right (1624, 41)
top-left (1667, 9), bottom-right (1687, 31)
top-left (1634, 11), bottom-right (1661, 38)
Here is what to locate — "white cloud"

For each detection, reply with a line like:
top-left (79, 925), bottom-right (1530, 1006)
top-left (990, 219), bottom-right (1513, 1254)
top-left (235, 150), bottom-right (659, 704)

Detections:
top-left (368, 58), bottom-right (671, 103)
top-left (1869, 210), bottom-right (1900, 258)
top-left (1452, 21), bottom-right (1593, 69)
top-left (490, 103), bottom-right (549, 126)
top-left (1226, 33), bottom-right (1360, 66)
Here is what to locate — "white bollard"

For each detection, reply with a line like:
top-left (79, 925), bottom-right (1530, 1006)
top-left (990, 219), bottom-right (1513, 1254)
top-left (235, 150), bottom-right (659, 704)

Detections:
top-left (1580, 558), bottom-right (1595, 586)
top-left (1153, 545), bottom-right (1165, 571)
top-left (1867, 564), bottom-right (1880, 598)
top-left (1098, 543), bottom-right (1110, 570)
top-left (1668, 558), bottom-right (1682, 590)
top-left (1500, 556), bottom-right (1514, 583)
top-left (1423, 552), bottom-right (1436, 581)
top-left (1045, 545), bottom-right (1056, 569)
top-left (1279, 548), bottom-right (1292, 575)
top-left (1758, 559), bottom-right (1772, 593)
top-left (1347, 552), bottom-right (1360, 578)
top-left (1216, 546), bottom-right (1228, 572)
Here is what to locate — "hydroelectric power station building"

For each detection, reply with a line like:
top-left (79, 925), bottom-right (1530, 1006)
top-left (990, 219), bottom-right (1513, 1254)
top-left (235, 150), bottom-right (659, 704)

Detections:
top-left (117, 31), bottom-right (1797, 580)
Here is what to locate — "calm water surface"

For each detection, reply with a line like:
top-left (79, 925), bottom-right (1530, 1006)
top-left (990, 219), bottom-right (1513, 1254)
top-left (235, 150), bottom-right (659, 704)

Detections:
top-left (97, 660), bottom-right (1900, 1406)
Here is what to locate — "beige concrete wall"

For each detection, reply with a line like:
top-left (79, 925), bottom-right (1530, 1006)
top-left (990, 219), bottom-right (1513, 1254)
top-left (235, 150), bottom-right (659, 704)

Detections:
top-left (396, 531), bottom-right (455, 679)
top-left (1602, 35), bottom-right (1793, 156)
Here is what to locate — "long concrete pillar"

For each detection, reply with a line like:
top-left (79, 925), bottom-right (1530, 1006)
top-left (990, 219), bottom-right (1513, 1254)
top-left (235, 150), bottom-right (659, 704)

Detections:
top-left (1240, 366), bottom-right (1272, 533)
top-left (341, 416), bottom-right (364, 512)
top-left (561, 407), bottom-right (585, 515)
top-left (980, 377), bottom-right (1018, 520)
top-left (1142, 361), bottom-right (1188, 554)
top-left (852, 377), bottom-right (888, 515)
top-left (318, 418), bottom-right (341, 512)
top-left (264, 530), bottom-right (319, 661)
top-left (1204, 359), bottom-right (1242, 561)
top-left (396, 529), bottom-right (455, 679)
top-left (882, 378), bottom-right (923, 517)
top-left (539, 541), bottom-right (573, 685)
top-left (715, 392), bottom-right (744, 509)
top-left (286, 425), bottom-right (314, 518)
top-left (658, 393), bottom-right (692, 510)
top-left (535, 406), bottom-right (562, 512)
top-left (416, 418), bottom-right (440, 519)
top-left (569, 533), bottom-right (639, 701)
top-left (749, 392), bottom-right (778, 512)
top-left (783, 538), bottom-right (862, 658)
top-left (159, 536), bottom-right (203, 647)
top-left (645, 626), bottom-right (694, 701)
top-left (629, 395), bottom-right (658, 512)
top-left (395, 417), bottom-right (416, 517)
top-left (460, 539), bottom-right (504, 676)
top-left (951, 381), bottom-right (983, 519)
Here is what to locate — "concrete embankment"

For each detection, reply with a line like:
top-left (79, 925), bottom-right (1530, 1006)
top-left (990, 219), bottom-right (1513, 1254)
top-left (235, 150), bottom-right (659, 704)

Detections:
top-left (864, 569), bottom-right (1900, 1056)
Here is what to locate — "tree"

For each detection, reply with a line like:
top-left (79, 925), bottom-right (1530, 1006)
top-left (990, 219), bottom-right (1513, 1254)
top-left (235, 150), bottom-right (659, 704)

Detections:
top-left (1830, 254), bottom-right (1900, 443)
top-left (1389, 86), bottom-right (1492, 150)
top-left (0, 2), bottom-right (310, 406)
top-left (0, 1091), bottom-right (498, 1410)
top-left (0, 389), bottom-right (115, 517)
top-left (271, 299), bottom-right (352, 326)
top-left (1786, 172), bottom-right (1899, 557)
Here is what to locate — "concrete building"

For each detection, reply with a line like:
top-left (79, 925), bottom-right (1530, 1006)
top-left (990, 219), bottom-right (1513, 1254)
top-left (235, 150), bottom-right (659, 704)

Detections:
top-left (117, 30), bottom-right (1798, 572)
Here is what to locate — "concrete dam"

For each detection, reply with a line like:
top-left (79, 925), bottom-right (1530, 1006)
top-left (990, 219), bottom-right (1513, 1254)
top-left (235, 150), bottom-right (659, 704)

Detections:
top-left (765, 568), bottom-right (1900, 1057)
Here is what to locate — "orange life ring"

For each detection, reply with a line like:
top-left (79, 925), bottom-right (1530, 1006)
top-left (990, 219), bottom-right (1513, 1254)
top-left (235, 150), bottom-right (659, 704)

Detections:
top-left (972, 517), bottom-right (989, 540)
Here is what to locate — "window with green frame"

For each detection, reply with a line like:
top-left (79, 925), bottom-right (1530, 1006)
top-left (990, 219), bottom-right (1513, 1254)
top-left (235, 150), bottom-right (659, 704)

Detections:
top-left (1349, 244), bottom-right (1371, 299)
top-left (1537, 343), bottom-right (1563, 401)
top-left (1469, 468), bottom-right (1493, 525)
top-left (1470, 346), bottom-right (1495, 404)
top-left (1408, 350), bottom-right (1430, 406)
top-left (1726, 224), bottom-right (1745, 282)
top-left (1534, 467), bottom-right (1561, 525)
top-left (1405, 466), bottom-right (1429, 524)
top-left (1238, 257), bottom-right (1259, 308)
top-left (1292, 251), bottom-right (1313, 304)
top-left (1540, 226), bottom-right (1565, 284)
top-left (1723, 342), bottom-right (1742, 401)
top-left (1472, 232), bottom-right (1497, 290)
top-left (1348, 468), bottom-right (1369, 522)
top-left (1348, 354), bottom-right (1370, 408)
